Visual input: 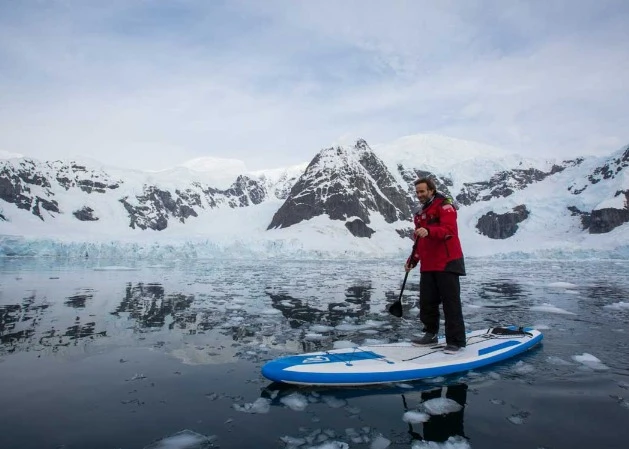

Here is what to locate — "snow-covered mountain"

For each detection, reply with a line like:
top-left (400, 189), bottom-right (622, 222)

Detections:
top-left (1, 134), bottom-right (627, 259)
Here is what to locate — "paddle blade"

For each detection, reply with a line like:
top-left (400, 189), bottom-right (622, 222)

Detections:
top-left (388, 300), bottom-right (403, 317)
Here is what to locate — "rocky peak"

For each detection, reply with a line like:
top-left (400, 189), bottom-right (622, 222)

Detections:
top-left (267, 140), bottom-right (411, 236)
top-left (456, 159), bottom-right (582, 206)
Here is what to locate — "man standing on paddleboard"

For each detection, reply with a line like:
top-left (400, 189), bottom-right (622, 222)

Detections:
top-left (404, 177), bottom-right (467, 353)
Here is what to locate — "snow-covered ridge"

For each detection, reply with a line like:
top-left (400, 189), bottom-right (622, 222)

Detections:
top-left (1, 134), bottom-right (628, 259)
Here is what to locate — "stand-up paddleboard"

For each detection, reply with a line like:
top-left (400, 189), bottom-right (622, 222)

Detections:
top-left (261, 326), bottom-right (543, 386)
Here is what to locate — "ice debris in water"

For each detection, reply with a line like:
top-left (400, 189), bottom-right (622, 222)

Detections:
top-left (547, 282), bottom-right (578, 289)
top-left (604, 301), bottom-right (629, 310)
top-left (507, 411), bottom-right (530, 425)
top-left (260, 308), bottom-right (283, 315)
top-left (421, 398), bottom-right (463, 415)
top-left (311, 325), bottom-right (335, 333)
top-left (529, 303), bottom-right (575, 315)
top-left (310, 442), bottom-right (349, 449)
top-left (411, 435), bottom-right (471, 448)
top-left (513, 361), bottom-right (535, 375)
top-left (304, 333), bottom-right (328, 341)
top-left (321, 395), bottom-right (347, 409)
top-left (572, 353), bottom-right (610, 371)
top-left (546, 356), bottom-right (572, 366)
top-left (280, 393), bottom-right (309, 411)
top-left (94, 266), bottom-right (140, 271)
top-left (233, 397), bottom-right (271, 414)
top-left (403, 411), bottom-right (430, 423)
top-left (143, 430), bottom-right (216, 449)
top-left (370, 435), bottom-right (391, 449)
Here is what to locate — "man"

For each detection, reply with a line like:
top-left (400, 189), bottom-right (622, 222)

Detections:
top-left (405, 178), bottom-right (466, 353)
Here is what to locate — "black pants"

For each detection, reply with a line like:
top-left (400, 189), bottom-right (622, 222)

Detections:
top-left (419, 271), bottom-right (466, 347)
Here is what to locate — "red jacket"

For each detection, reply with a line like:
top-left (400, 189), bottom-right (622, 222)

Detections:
top-left (407, 194), bottom-right (466, 275)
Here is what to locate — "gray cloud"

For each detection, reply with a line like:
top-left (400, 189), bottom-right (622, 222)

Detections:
top-left (0, 0), bottom-right (627, 170)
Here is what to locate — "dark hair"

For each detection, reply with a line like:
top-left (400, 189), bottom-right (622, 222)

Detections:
top-left (414, 177), bottom-right (437, 192)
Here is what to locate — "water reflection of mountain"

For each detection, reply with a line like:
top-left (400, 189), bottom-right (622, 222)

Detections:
top-left (0, 292), bottom-right (106, 354)
top-left (267, 283), bottom-right (373, 328)
top-left (477, 280), bottom-right (528, 307)
top-left (111, 283), bottom-right (194, 330)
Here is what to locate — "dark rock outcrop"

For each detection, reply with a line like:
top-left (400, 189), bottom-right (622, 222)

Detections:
top-left (476, 205), bottom-right (530, 239)
top-left (568, 191), bottom-right (629, 233)
top-left (73, 206), bottom-right (99, 221)
top-left (457, 160), bottom-right (580, 206)
top-left (345, 218), bottom-right (375, 238)
top-left (569, 146), bottom-right (629, 194)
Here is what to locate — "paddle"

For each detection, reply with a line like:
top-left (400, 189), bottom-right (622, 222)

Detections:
top-left (388, 238), bottom-right (419, 318)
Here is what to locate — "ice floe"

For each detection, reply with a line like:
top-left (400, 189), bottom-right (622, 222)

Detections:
top-left (143, 430), bottom-right (216, 449)
top-left (403, 411), bottom-right (430, 423)
top-left (233, 397), bottom-right (271, 414)
top-left (529, 303), bottom-right (575, 315)
top-left (572, 353), bottom-right (610, 371)
top-left (421, 398), bottom-right (463, 415)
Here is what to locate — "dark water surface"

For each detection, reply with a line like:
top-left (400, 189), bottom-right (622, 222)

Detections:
top-left (0, 258), bottom-right (628, 449)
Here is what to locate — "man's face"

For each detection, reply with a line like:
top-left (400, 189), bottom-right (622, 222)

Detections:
top-left (415, 182), bottom-right (434, 204)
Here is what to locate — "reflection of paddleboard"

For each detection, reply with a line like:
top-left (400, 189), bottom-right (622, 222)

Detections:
top-left (262, 326), bottom-right (543, 386)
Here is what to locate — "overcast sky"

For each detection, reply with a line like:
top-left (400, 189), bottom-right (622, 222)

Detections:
top-left (1, 0), bottom-right (627, 171)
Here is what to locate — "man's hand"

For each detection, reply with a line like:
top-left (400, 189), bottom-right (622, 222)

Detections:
top-left (404, 262), bottom-right (413, 273)
top-left (414, 227), bottom-right (429, 238)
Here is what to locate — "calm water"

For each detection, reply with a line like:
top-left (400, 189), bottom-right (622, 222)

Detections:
top-left (0, 258), bottom-right (628, 449)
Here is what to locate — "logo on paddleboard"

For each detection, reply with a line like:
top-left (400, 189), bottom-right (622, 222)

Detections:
top-left (302, 356), bottom-right (329, 364)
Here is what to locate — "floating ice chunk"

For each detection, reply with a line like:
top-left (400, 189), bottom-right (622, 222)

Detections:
top-left (421, 398), bottom-right (463, 415)
top-left (260, 308), bottom-right (282, 315)
top-left (411, 435), bottom-right (470, 448)
top-left (548, 282), bottom-right (578, 288)
top-left (403, 411), bottom-right (430, 423)
top-left (280, 393), bottom-right (309, 411)
top-left (233, 397), bottom-right (271, 414)
top-left (308, 442), bottom-right (348, 449)
top-left (513, 361), bottom-right (535, 374)
top-left (143, 430), bottom-right (216, 449)
top-left (321, 395), bottom-right (347, 408)
top-left (94, 266), bottom-right (139, 271)
top-left (370, 435), bottom-right (391, 449)
top-left (533, 324), bottom-right (551, 330)
top-left (529, 303), bottom-right (575, 315)
top-left (311, 325), bottom-right (335, 333)
top-left (280, 435), bottom-right (307, 447)
top-left (332, 340), bottom-right (357, 349)
top-left (359, 329), bottom-right (380, 335)
top-left (335, 324), bottom-right (362, 332)
top-left (225, 304), bottom-right (244, 311)
top-left (304, 333), bottom-right (328, 341)
top-left (572, 353), bottom-right (610, 371)
top-left (564, 290), bottom-right (579, 295)
top-left (604, 302), bottom-right (629, 310)
top-left (546, 356), bottom-right (572, 366)
top-left (507, 411), bottom-right (530, 425)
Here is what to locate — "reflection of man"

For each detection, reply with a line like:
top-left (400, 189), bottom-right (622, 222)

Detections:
top-left (404, 383), bottom-right (468, 443)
